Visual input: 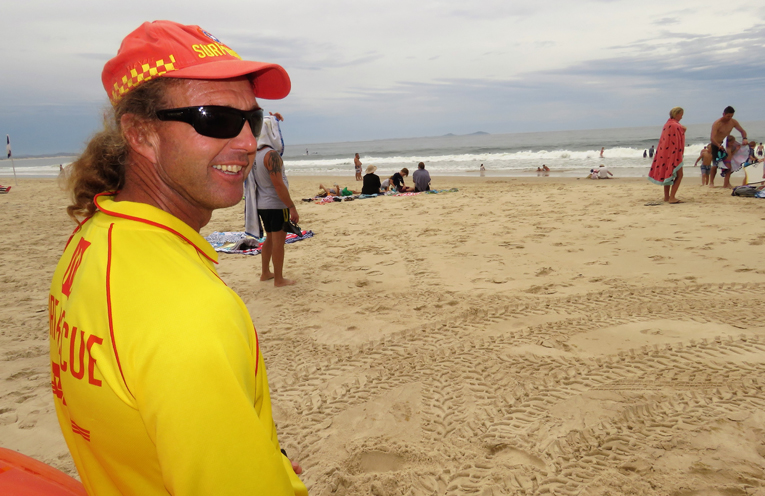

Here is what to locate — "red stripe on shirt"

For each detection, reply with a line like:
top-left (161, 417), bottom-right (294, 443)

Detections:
top-left (64, 216), bottom-right (92, 250)
top-left (254, 327), bottom-right (260, 377)
top-left (71, 420), bottom-right (91, 441)
top-left (94, 192), bottom-right (217, 265)
top-left (106, 223), bottom-right (133, 398)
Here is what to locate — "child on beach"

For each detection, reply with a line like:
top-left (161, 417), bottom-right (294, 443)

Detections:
top-left (720, 136), bottom-right (741, 189)
top-left (694, 145), bottom-right (712, 186)
top-left (391, 168), bottom-right (414, 192)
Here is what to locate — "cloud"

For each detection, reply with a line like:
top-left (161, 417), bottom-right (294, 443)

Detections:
top-left (554, 23), bottom-right (765, 83)
top-left (446, 4), bottom-right (543, 20)
top-left (224, 33), bottom-right (385, 70)
top-left (76, 53), bottom-right (113, 61)
top-left (653, 17), bottom-right (679, 25)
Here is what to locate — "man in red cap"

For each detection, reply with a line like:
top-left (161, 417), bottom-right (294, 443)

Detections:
top-left (48, 21), bottom-right (307, 495)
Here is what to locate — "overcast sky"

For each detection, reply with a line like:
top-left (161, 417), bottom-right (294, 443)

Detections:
top-left (2, 0), bottom-right (764, 155)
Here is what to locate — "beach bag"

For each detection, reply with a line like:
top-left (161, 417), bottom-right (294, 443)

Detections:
top-left (732, 185), bottom-right (757, 197)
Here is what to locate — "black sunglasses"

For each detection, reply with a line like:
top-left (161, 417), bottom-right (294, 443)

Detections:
top-left (156, 106), bottom-right (264, 139)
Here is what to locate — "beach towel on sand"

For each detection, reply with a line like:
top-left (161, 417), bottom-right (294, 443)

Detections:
top-left (648, 118), bottom-right (685, 186)
top-left (205, 230), bottom-right (313, 255)
top-left (303, 188), bottom-right (459, 204)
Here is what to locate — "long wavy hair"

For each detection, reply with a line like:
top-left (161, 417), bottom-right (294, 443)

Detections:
top-left (65, 78), bottom-right (179, 222)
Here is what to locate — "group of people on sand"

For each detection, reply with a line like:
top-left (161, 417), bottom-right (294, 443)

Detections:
top-left (648, 105), bottom-right (755, 204)
top-left (588, 164), bottom-right (613, 179)
top-left (693, 135), bottom-right (763, 188)
top-left (343, 156), bottom-right (432, 195)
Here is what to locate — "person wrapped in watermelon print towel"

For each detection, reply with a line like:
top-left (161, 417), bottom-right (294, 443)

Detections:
top-left (648, 107), bottom-right (686, 204)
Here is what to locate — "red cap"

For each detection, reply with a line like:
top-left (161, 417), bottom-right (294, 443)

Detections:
top-left (102, 21), bottom-right (291, 104)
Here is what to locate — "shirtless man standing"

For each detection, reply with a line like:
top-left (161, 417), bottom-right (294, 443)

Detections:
top-left (694, 145), bottom-right (713, 186)
top-left (354, 153), bottom-right (362, 181)
top-left (709, 106), bottom-right (748, 188)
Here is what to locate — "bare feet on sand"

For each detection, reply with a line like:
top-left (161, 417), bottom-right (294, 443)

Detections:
top-left (262, 272), bottom-right (296, 286)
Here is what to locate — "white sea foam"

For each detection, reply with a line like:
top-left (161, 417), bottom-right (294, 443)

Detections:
top-left (4, 120), bottom-right (762, 178)
top-left (282, 143), bottom-right (713, 177)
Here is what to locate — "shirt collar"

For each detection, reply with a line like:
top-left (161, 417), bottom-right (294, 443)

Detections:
top-left (93, 193), bottom-right (218, 264)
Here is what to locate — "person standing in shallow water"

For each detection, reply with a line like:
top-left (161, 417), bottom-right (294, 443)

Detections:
top-left (648, 107), bottom-right (686, 204)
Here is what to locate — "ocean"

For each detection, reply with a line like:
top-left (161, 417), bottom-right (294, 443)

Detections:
top-left (3, 121), bottom-right (764, 179)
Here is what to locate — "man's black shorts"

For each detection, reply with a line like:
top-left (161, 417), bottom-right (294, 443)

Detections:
top-left (258, 208), bottom-right (288, 233)
top-left (710, 144), bottom-right (727, 166)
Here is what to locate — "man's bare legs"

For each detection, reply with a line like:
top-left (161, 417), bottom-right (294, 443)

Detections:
top-left (260, 230), bottom-right (296, 286)
top-left (709, 166), bottom-right (717, 187)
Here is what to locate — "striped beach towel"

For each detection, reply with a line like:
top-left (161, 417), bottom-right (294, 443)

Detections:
top-left (205, 230), bottom-right (314, 255)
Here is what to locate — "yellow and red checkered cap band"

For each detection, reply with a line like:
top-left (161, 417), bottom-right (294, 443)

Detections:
top-left (110, 55), bottom-right (178, 102)
top-left (102, 20), bottom-right (290, 104)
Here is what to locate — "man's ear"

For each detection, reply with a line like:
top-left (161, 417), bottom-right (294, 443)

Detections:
top-left (121, 114), bottom-right (159, 163)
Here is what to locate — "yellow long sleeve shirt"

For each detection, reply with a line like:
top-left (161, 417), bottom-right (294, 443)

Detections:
top-left (48, 194), bottom-right (307, 496)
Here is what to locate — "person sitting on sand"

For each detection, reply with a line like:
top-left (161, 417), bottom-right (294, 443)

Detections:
top-left (597, 164), bottom-right (613, 179)
top-left (361, 165), bottom-right (382, 195)
top-left (412, 162), bottom-right (431, 192)
top-left (391, 168), bottom-right (413, 192)
top-left (542, 164), bottom-right (550, 172)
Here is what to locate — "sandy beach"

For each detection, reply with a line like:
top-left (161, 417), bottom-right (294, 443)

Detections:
top-left (2, 175), bottom-right (765, 495)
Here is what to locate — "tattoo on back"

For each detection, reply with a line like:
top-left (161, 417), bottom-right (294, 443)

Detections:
top-left (265, 151), bottom-right (283, 175)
